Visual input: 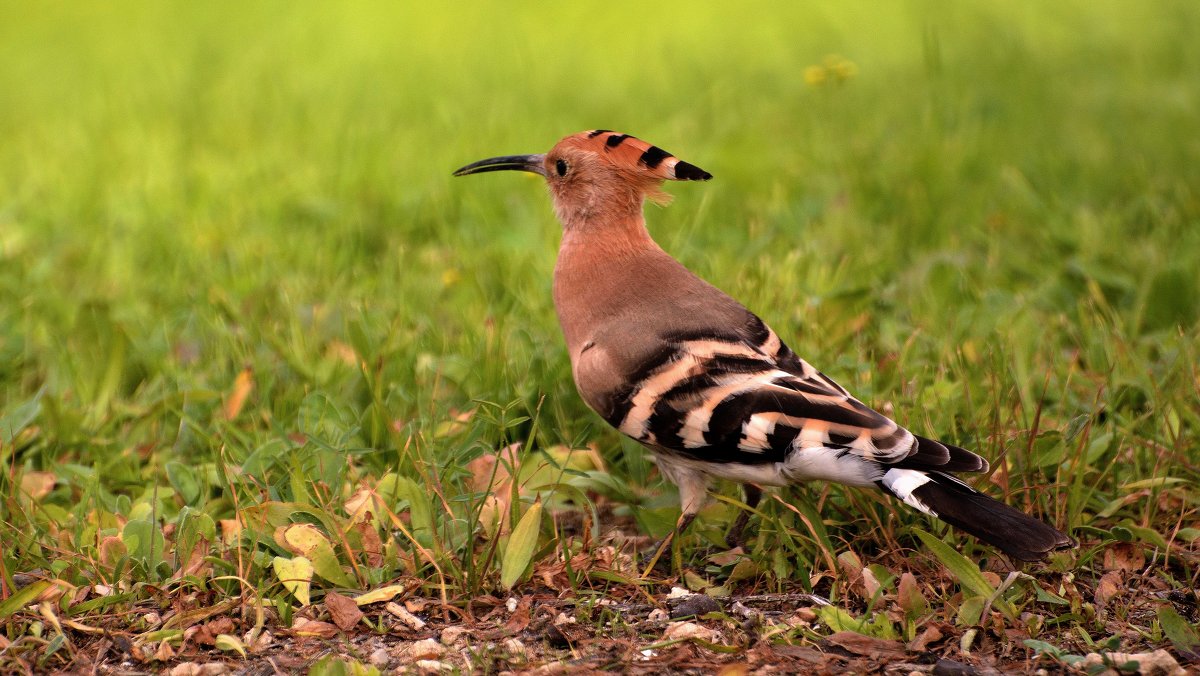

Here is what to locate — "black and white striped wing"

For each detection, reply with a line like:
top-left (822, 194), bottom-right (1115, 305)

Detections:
top-left (605, 321), bottom-right (984, 473)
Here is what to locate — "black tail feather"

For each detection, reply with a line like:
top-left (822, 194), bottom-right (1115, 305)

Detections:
top-left (896, 435), bottom-right (991, 473)
top-left (910, 473), bottom-right (1075, 561)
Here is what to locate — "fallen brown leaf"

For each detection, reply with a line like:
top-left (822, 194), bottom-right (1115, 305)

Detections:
top-left (1104, 542), bottom-right (1146, 572)
top-left (325, 591), bottom-right (364, 631)
top-left (19, 471), bottom-right (56, 500)
top-left (1095, 570), bottom-right (1124, 609)
top-left (909, 624), bottom-right (944, 652)
top-left (504, 595), bottom-right (532, 633)
top-left (826, 631), bottom-right (906, 660)
top-left (353, 521), bottom-right (385, 567)
top-left (291, 617), bottom-right (339, 639)
top-left (192, 617), bottom-right (236, 646)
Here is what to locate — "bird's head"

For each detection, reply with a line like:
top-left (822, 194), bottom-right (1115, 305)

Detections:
top-left (453, 130), bottom-right (711, 229)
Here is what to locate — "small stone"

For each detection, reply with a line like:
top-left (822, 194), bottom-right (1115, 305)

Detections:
top-left (667, 586), bottom-right (691, 599)
top-left (552, 612), bottom-right (575, 627)
top-left (169, 665), bottom-right (230, 676)
top-left (647, 608), bottom-right (669, 622)
top-left (663, 621), bottom-right (718, 643)
top-left (401, 638), bottom-right (445, 661)
top-left (368, 648), bottom-right (390, 668)
top-left (506, 597), bottom-right (519, 612)
top-left (1080, 650), bottom-right (1184, 676)
top-left (503, 638), bottom-right (527, 659)
top-left (441, 626), bottom-right (469, 646)
top-left (414, 660), bottom-right (448, 675)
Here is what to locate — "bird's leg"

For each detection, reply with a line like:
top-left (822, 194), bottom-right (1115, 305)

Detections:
top-left (725, 484), bottom-right (763, 549)
top-left (640, 463), bottom-right (708, 575)
top-left (640, 511), bottom-right (697, 576)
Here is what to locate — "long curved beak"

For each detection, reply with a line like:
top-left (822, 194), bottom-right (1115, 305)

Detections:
top-left (452, 154), bottom-right (546, 177)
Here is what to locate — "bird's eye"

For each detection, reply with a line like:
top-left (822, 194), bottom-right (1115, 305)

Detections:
top-left (555, 159), bottom-right (568, 176)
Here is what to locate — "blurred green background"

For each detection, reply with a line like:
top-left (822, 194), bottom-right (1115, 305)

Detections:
top-left (1, 2), bottom-right (1196, 558)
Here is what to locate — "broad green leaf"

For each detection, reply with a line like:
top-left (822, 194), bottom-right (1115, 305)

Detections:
top-left (1157, 606), bottom-right (1200, 657)
top-left (166, 461), bottom-right (201, 505)
top-left (309, 655), bottom-right (381, 676)
top-left (1119, 522), bottom-right (1169, 549)
top-left (816, 605), bottom-right (898, 639)
top-left (0, 391), bottom-right (41, 445)
top-left (0, 580), bottom-right (52, 620)
top-left (913, 528), bottom-right (1014, 620)
top-left (1176, 528), bottom-right (1200, 542)
top-left (500, 498), bottom-right (543, 590)
top-left (279, 524), bottom-right (354, 587)
top-left (392, 476), bottom-right (433, 544)
top-left (273, 556), bottom-right (314, 606)
top-left (122, 519), bottom-right (166, 570)
top-left (175, 508), bottom-right (216, 568)
top-left (957, 595), bottom-right (986, 625)
top-left (215, 633), bottom-right (247, 658)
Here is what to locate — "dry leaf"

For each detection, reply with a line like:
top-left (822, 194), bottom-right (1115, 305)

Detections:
top-left (353, 521), bottom-right (384, 567)
top-left (861, 567), bottom-right (881, 598)
top-left (344, 486), bottom-right (375, 523)
top-left (1095, 570), bottom-right (1124, 608)
top-left (223, 367), bottom-right (254, 421)
top-left (153, 640), bottom-right (176, 662)
top-left (663, 621), bottom-right (718, 643)
top-left (98, 536), bottom-right (127, 566)
top-left (219, 518), bottom-right (243, 546)
top-left (827, 631), bottom-right (906, 660)
top-left (291, 617), bottom-right (339, 639)
top-left (909, 624), bottom-right (944, 652)
top-left (466, 443), bottom-right (520, 494)
top-left (355, 584), bottom-right (407, 606)
top-left (19, 471), bottom-right (56, 500)
top-left (504, 596), bottom-right (532, 634)
top-left (1104, 542), bottom-right (1146, 572)
top-left (325, 591), bottom-right (364, 631)
top-left (326, 340), bottom-right (360, 367)
top-left (191, 617), bottom-right (237, 646)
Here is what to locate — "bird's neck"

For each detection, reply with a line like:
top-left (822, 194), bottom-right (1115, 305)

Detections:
top-left (558, 212), bottom-right (658, 255)
top-left (552, 213), bottom-right (663, 353)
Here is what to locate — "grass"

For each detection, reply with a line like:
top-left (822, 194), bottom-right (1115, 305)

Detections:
top-left (1, 1), bottom-right (1198, 672)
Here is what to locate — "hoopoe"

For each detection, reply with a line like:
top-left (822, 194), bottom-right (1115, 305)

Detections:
top-left (453, 130), bottom-right (1075, 562)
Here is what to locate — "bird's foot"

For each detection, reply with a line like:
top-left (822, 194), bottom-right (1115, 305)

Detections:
top-left (639, 537), bottom-right (675, 577)
top-left (724, 511), bottom-right (754, 550)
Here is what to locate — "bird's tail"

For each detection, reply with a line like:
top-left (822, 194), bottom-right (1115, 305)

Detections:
top-left (880, 468), bottom-right (1074, 561)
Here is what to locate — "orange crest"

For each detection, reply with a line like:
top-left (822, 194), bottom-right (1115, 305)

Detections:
top-left (554, 130), bottom-right (712, 182)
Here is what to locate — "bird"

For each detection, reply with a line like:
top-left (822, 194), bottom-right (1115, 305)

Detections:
top-left (453, 130), bottom-right (1075, 562)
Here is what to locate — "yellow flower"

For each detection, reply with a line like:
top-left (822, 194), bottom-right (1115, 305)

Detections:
top-left (804, 65), bottom-right (828, 86)
top-left (806, 54), bottom-right (857, 87)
